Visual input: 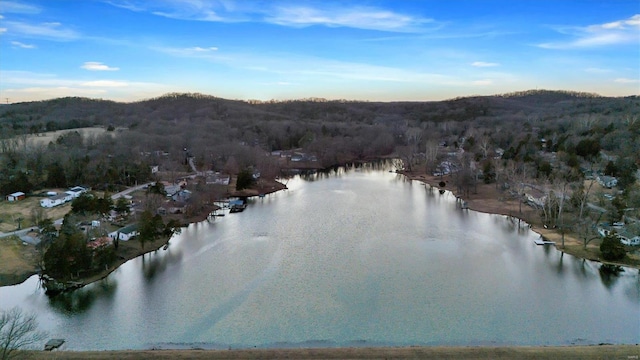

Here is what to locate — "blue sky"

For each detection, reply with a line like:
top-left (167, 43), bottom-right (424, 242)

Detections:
top-left (0, 0), bottom-right (638, 103)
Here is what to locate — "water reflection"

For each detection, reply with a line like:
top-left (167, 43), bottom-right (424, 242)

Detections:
top-left (48, 278), bottom-right (117, 314)
top-left (141, 246), bottom-right (183, 281)
top-left (598, 264), bottom-right (623, 290)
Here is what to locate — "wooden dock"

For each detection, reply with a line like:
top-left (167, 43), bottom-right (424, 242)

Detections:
top-left (534, 237), bottom-right (555, 245)
top-left (44, 339), bottom-right (65, 351)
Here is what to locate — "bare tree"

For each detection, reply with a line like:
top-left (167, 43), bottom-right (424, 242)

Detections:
top-left (555, 180), bottom-right (570, 248)
top-left (424, 139), bottom-right (439, 174)
top-left (0, 307), bottom-right (47, 360)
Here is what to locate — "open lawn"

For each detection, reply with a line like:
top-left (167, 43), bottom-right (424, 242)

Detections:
top-left (24, 126), bottom-right (125, 147)
top-left (0, 235), bottom-right (39, 285)
top-left (0, 196), bottom-right (71, 232)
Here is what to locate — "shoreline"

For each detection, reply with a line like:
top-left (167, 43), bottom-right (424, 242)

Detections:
top-left (4, 167), bottom-right (638, 291)
top-left (22, 345), bottom-right (640, 359)
top-left (400, 171), bottom-right (640, 270)
top-left (37, 179), bottom-right (289, 293)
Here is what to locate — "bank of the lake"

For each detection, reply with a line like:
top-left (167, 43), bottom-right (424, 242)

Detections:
top-left (401, 170), bottom-right (640, 270)
top-left (32, 179), bottom-right (289, 292)
top-left (22, 345), bottom-right (640, 359)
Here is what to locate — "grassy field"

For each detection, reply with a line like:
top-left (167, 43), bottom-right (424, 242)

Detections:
top-left (21, 345), bottom-right (640, 359)
top-left (0, 196), bottom-right (71, 232)
top-left (24, 127), bottom-right (121, 147)
top-left (0, 236), bottom-right (39, 285)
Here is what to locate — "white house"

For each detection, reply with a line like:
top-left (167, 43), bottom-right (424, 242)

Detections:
top-left (619, 234), bottom-right (640, 246)
top-left (6, 192), bottom-right (26, 202)
top-left (66, 186), bottom-right (87, 198)
top-left (40, 193), bottom-right (72, 208)
top-left (108, 224), bottom-right (139, 241)
top-left (597, 175), bottom-right (618, 189)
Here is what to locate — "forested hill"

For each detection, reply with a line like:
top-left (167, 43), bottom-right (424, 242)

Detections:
top-left (1, 90), bottom-right (638, 133)
top-left (1, 88), bottom-right (639, 200)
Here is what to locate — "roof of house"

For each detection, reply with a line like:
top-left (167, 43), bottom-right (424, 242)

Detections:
top-left (47, 193), bottom-right (70, 201)
top-left (9, 192), bottom-right (25, 197)
top-left (118, 224), bottom-right (138, 234)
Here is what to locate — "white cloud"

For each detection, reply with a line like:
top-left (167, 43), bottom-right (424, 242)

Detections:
top-left (539, 14), bottom-right (640, 49)
top-left (81, 62), bottom-right (120, 71)
top-left (81, 80), bottom-right (129, 87)
top-left (471, 61), bottom-right (499, 67)
top-left (0, 70), bottom-right (172, 102)
top-left (189, 46), bottom-right (218, 52)
top-left (472, 79), bottom-right (493, 85)
top-left (584, 67), bottom-right (612, 73)
top-left (266, 5), bottom-right (431, 32)
top-left (4, 21), bottom-right (79, 40)
top-left (0, 1), bottom-right (41, 14)
top-left (11, 41), bottom-right (36, 49)
top-left (108, 1), bottom-right (434, 32)
top-left (0, 28), bottom-right (7, 34)
top-left (614, 78), bottom-right (639, 83)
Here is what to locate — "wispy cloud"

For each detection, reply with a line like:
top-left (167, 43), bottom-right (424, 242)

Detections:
top-left (188, 46), bottom-right (218, 52)
top-left (81, 80), bottom-right (128, 87)
top-left (614, 78), bottom-right (639, 84)
top-left (4, 20), bottom-right (79, 40)
top-left (107, 1), bottom-right (433, 32)
top-left (0, 1), bottom-right (41, 14)
top-left (81, 62), bottom-right (120, 71)
top-left (11, 40), bottom-right (36, 49)
top-left (0, 70), bottom-right (172, 102)
top-left (108, 0), bottom-right (237, 22)
top-left (265, 5), bottom-right (432, 32)
top-left (472, 79), bottom-right (493, 86)
top-left (584, 67), bottom-right (612, 73)
top-left (0, 28), bottom-right (7, 34)
top-left (471, 61), bottom-right (499, 67)
top-left (539, 14), bottom-right (640, 49)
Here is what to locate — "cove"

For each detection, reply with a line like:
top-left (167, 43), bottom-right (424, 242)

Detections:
top-left (1, 164), bottom-right (638, 350)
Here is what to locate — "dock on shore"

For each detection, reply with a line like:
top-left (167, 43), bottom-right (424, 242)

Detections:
top-left (534, 237), bottom-right (556, 245)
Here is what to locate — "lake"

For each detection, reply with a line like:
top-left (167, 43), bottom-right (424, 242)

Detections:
top-left (1, 163), bottom-right (638, 350)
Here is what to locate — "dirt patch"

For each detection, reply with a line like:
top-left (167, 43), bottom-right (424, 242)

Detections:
top-left (22, 345), bottom-right (640, 359)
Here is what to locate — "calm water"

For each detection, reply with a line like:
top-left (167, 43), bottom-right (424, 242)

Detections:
top-left (1, 164), bottom-right (639, 350)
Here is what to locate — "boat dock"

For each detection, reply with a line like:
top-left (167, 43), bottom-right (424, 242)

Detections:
top-left (534, 237), bottom-right (556, 245)
top-left (44, 339), bottom-right (65, 351)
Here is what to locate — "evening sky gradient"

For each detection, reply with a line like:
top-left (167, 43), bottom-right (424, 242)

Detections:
top-left (0, 0), bottom-right (638, 103)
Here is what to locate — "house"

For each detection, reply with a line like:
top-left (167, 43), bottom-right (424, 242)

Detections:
top-left (171, 189), bottom-right (191, 202)
top-left (168, 201), bottom-right (187, 214)
top-left (66, 186), bottom-right (87, 198)
top-left (87, 237), bottom-right (112, 250)
top-left (40, 193), bottom-right (72, 208)
top-left (524, 186), bottom-right (547, 208)
top-left (597, 175), bottom-right (618, 188)
top-left (619, 233), bottom-right (640, 246)
top-left (206, 172), bottom-right (230, 185)
top-left (597, 224), bottom-right (640, 246)
top-left (6, 192), bottom-right (26, 202)
top-left (108, 224), bottom-right (139, 241)
top-left (150, 165), bottom-right (159, 174)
